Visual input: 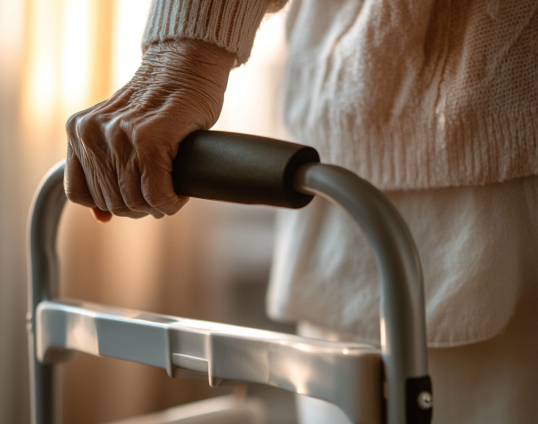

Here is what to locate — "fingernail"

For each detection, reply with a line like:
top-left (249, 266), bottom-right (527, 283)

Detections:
top-left (91, 207), bottom-right (113, 223)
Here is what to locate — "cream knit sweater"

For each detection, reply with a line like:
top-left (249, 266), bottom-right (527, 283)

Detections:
top-left (143, 1), bottom-right (538, 346)
top-left (143, 0), bottom-right (538, 190)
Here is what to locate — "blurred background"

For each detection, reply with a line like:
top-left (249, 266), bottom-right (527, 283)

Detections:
top-left (0, 1), bottom-right (295, 423)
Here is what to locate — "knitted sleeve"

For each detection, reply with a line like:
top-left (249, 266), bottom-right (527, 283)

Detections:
top-left (142, 0), bottom-right (287, 65)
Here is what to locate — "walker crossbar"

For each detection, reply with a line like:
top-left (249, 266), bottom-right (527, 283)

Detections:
top-left (28, 131), bottom-right (431, 424)
top-left (37, 299), bottom-right (382, 423)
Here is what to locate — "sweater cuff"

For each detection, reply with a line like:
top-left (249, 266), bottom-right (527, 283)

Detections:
top-left (142, 0), bottom-right (269, 65)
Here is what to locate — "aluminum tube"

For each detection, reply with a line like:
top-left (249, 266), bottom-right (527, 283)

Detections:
top-left (27, 161), bottom-right (68, 424)
top-left (294, 163), bottom-right (429, 424)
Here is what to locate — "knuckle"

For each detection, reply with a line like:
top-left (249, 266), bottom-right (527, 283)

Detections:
top-left (66, 112), bottom-right (84, 139)
top-left (131, 123), bottom-right (156, 150)
top-left (67, 101), bottom-right (110, 142)
top-left (108, 124), bottom-right (131, 152)
top-left (77, 114), bottom-right (105, 142)
top-left (66, 114), bottom-right (77, 132)
top-left (130, 120), bottom-right (147, 138)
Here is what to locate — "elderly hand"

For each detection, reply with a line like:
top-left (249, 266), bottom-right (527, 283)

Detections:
top-left (65, 39), bottom-right (235, 222)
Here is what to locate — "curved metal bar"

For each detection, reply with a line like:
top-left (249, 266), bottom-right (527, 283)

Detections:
top-left (294, 163), bottom-right (429, 424)
top-left (27, 161), bottom-right (68, 424)
top-left (28, 159), bottom-right (431, 424)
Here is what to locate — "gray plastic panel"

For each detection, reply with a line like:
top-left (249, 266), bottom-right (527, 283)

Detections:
top-left (37, 299), bottom-right (382, 423)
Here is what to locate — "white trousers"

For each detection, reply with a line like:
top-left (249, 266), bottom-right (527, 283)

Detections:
top-left (296, 275), bottom-right (538, 424)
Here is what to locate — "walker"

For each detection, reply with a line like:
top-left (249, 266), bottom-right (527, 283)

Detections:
top-left (28, 131), bottom-right (433, 424)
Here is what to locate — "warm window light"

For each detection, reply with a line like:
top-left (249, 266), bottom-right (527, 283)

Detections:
top-left (0, 1), bottom-right (25, 61)
top-left (61, 0), bottom-right (91, 112)
top-left (112, 0), bottom-right (152, 90)
top-left (21, 0), bottom-right (287, 141)
top-left (22, 0), bottom-right (63, 128)
top-left (21, 0), bottom-right (93, 138)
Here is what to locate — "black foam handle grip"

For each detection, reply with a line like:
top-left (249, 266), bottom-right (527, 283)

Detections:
top-left (172, 130), bottom-right (320, 209)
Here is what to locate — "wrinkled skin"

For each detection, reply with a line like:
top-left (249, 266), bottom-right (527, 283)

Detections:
top-left (65, 39), bottom-right (236, 222)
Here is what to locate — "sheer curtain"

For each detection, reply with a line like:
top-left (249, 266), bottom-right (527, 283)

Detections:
top-left (0, 2), bottom-right (30, 423)
top-left (0, 1), bottom-right (287, 423)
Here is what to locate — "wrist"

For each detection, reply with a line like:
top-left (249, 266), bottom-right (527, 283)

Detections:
top-left (144, 39), bottom-right (236, 74)
top-left (131, 38), bottom-right (233, 130)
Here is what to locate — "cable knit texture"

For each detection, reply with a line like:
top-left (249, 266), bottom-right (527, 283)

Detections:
top-left (144, 0), bottom-right (538, 188)
top-left (142, 0), bottom-right (270, 64)
top-left (284, 0), bottom-right (538, 190)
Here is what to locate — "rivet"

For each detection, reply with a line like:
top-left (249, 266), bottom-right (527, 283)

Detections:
top-left (417, 391), bottom-right (433, 410)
